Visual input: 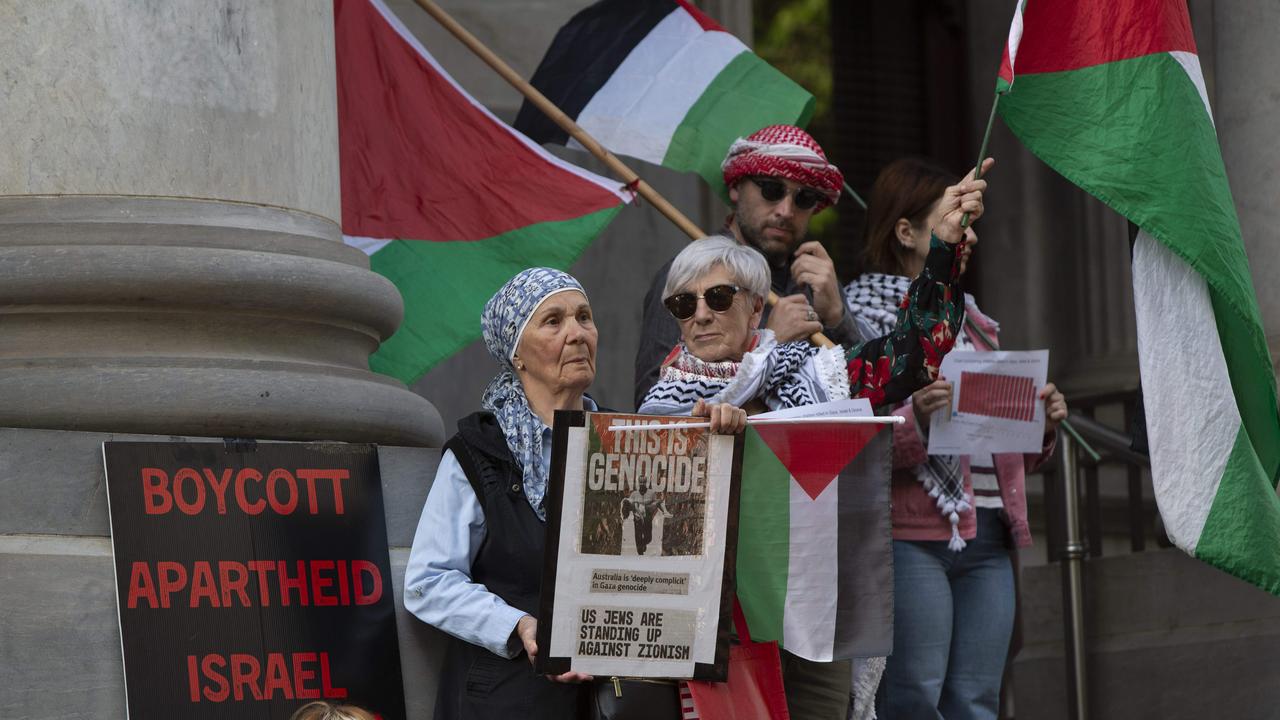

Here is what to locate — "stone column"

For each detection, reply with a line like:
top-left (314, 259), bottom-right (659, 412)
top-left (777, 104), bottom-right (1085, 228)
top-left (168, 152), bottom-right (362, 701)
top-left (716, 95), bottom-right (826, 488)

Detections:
top-left (0, 0), bottom-right (441, 446)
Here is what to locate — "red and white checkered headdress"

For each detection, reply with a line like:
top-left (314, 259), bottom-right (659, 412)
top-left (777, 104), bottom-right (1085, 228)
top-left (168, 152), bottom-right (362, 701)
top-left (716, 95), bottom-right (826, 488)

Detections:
top-left (721, 125), bottom-right (843, 211)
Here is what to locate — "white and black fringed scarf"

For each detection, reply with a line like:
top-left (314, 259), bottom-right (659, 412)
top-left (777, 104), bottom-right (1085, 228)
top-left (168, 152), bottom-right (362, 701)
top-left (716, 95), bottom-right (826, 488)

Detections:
top-left (638, 329), bottom-right (849, 415)
top-left (846, 273), bottom-right (974, 551)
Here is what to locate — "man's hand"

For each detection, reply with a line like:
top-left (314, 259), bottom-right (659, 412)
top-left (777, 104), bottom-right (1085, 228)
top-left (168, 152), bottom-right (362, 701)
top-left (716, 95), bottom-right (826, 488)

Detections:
top-left (912, 379), bottom-right (953, 429)
top-left (934, 158), bottom-right (995, 245)
top-left (765, 293), bottom-right (823, 343)
top-left (791, 241), bottom-right (844, 328)
top-left (515, 615), bottom-right (592, 684)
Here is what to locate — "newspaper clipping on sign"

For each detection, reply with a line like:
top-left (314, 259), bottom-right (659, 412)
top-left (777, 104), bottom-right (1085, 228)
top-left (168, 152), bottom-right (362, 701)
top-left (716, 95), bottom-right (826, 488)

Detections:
top-left (536, 411), bottom-right (742, 680)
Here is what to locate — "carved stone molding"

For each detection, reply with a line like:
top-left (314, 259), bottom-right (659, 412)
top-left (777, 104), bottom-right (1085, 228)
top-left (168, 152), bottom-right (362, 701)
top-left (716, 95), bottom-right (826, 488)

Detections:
top-left (0, 196), bottom-right (442, 445)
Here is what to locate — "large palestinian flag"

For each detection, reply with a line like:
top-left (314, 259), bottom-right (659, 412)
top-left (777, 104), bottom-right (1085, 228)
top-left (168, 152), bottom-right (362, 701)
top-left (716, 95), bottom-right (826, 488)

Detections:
top-left (513, 0), bottom-right (814, 198)
top-left (336, 0), bottom-right (630, 383)
top-left (998, 0), bottom-right (1280, 594)
top-left (736, 419), bottom-right (893, 661)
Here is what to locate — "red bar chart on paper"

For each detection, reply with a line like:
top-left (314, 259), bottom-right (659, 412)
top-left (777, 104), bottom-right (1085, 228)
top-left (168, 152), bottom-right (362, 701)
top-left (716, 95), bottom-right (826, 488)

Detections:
top-left (928, 350), bottom-right (1050, 455)
top-left (957, 371), bottom-right (1038, 422)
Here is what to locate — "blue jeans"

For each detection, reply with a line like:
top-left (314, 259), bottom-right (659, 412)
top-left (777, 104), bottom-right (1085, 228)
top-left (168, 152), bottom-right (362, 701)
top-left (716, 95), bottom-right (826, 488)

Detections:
top-left (877, 509), bottom-right (1014, 720)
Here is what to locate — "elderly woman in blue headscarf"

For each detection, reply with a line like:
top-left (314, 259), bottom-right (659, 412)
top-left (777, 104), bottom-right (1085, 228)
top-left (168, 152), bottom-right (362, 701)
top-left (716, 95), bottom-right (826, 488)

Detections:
top-left (404, 268), bottom-right (745, 720)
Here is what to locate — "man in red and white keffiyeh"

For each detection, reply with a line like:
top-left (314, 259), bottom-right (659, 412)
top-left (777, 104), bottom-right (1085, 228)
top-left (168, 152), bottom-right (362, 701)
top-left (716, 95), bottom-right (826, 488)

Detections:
top-left (635, 125), bottom-right (862, 407)
top-left (722, 124), bottom-right (844, 210)
top-left (721, 124), bottom-right (844, 268)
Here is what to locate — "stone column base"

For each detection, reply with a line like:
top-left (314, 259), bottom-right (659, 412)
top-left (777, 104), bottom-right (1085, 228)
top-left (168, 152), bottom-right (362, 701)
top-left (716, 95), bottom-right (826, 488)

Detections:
top-left (0, 196), bottom-right (442, 446)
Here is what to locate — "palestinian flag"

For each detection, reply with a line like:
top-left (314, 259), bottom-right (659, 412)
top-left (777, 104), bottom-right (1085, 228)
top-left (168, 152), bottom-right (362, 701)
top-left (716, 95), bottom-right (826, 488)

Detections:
top-left (336, 0), bottom-right (630, 383)
top-left (736, 421), bottom-right (892, 661)
top-left (513, 0), bottom-right (814, 198)
top-left (998, 0), bottom-right (1280, 594)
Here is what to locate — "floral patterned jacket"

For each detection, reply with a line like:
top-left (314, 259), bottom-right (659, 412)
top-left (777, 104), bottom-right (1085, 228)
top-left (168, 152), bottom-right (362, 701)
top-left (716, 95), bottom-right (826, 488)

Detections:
top-left (844, 235), bottom-right (964, 405)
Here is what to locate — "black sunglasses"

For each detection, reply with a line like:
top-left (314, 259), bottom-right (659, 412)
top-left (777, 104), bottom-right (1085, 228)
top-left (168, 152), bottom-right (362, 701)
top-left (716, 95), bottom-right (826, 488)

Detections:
top-left (663, 284), bottom-right (742, 321)
top-left (750, 177), bottom-right (824, 211)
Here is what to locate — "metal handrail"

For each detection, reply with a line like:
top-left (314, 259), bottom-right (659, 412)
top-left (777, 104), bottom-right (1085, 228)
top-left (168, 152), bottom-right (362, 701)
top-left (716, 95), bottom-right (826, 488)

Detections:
top-left (1061, 412), bottom-right (1150, 467)
top-left (1044, 397), bottom-right (1157, 717)
top-left (1051, 409), bottom-right (1149, 720)
top-left (1057, 428), bottom-right (1089, 720)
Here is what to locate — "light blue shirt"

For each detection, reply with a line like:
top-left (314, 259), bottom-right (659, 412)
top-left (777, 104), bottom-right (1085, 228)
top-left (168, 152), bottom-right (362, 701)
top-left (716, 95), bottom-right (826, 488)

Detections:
top-left (403, 399), bottom-right (596, 658)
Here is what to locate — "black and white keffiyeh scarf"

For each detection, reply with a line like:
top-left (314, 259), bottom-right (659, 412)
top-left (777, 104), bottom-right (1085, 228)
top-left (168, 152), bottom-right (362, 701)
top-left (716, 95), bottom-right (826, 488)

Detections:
top-left (638, 329), bottom-right (849, 414)
top-left (846, 273), bottom-right (975, 551)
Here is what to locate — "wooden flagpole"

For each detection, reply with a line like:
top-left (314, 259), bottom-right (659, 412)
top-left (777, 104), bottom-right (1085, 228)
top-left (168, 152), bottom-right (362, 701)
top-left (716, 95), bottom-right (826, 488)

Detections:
top-left (413, 0), bottom-right (702, 240)
top-left (411, 0), bottom-right (834, 348)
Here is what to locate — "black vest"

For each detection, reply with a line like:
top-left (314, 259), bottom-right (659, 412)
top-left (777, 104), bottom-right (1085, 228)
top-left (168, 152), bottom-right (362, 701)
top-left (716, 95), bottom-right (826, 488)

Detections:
top-left (433, 412), bottom-right (584, 720)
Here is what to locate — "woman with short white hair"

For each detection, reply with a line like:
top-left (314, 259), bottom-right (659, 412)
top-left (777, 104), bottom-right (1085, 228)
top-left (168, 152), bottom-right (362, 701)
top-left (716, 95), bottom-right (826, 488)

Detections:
top-left (640, 235), bottom-right (850, 414)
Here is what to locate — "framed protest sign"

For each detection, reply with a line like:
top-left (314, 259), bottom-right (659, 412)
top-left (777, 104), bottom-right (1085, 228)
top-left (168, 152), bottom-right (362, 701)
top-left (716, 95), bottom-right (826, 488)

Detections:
top-left (102, 442), bottom-right (405, 720)
top-left (535, 411), bottom-right (743, 681)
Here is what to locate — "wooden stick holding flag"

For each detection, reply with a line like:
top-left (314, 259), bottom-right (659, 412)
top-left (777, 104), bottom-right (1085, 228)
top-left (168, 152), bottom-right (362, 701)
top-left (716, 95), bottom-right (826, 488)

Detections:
top-left (411, 0), bottom-right (836, 348)
top-left (411, 0), bottom-right (703, 241)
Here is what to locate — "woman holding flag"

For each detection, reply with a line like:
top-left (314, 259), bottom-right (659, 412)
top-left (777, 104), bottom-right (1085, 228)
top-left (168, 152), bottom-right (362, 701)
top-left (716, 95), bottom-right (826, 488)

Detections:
top-left (846, 157), bottom-right (1066, 719)
top-left (638, 160), bottom-right (985, 718)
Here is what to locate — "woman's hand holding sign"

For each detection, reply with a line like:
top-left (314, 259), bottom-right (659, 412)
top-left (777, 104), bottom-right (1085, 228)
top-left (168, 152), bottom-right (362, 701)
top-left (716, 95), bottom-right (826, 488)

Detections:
top-left (515, 615), bottom-right (592, 684)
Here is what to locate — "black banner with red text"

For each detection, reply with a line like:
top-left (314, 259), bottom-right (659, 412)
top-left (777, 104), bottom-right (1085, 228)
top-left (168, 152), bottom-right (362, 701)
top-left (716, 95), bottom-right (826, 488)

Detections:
top-left (103, 442), bottom-right (404, 720)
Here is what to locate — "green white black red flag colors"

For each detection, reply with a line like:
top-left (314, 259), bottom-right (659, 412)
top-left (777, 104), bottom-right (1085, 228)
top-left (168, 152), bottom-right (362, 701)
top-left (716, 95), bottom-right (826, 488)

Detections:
top-left (998, 0), bottom-right (1280, 594)
top-left (336, 0), bottom-right (631, 383)
top-left (736, 415), bottom-right (893, 661)
top-left (514, 0), bottom-right (814, 198)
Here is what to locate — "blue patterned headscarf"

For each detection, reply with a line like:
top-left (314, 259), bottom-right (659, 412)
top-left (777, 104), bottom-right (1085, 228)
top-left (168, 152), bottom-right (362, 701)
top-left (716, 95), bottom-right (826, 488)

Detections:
top-left (480, 268), bottom-right (587, 519)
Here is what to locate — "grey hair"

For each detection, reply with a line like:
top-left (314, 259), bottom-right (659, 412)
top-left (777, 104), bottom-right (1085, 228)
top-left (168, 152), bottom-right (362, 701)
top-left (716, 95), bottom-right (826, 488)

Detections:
top-left (289, 702), bottom-right (377, 720)
top-left (662, 234), bottom-right (770, 302)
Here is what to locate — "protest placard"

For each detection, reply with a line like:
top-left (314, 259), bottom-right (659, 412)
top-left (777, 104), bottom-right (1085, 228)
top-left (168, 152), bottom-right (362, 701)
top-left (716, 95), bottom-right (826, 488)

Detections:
top-left (103, 442), bottom-right (404, 719)
top-left (536, 411), bottom-right (742, 680)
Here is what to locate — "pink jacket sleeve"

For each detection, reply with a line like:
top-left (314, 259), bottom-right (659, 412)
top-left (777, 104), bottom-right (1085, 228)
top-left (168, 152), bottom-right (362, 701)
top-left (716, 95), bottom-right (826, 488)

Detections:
top-left (891, 401), bottom-right (929, 470)
top-left (1025, 431), bottom-right (1057, 473)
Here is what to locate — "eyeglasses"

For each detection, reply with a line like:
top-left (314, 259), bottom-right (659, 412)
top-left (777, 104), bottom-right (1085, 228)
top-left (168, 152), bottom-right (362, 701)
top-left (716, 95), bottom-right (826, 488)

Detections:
top-left (750, 177), bottom-right (824, 211)
top-left (663, 284), bottom-right (742, 321)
